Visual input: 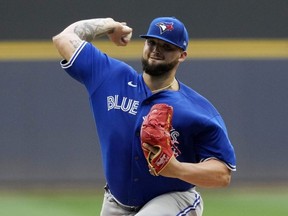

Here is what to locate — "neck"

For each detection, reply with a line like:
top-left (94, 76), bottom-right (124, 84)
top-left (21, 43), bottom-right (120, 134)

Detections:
top-left (143, 72), bottom-right (179, 93)
top-left (148, 77), bottom-right (177, 93)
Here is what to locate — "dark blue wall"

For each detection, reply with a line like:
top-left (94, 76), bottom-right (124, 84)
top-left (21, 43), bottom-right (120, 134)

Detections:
top-left (1, 59), bottom-right (288, 186)
top-left (1, 0), bottom-right (287, 40)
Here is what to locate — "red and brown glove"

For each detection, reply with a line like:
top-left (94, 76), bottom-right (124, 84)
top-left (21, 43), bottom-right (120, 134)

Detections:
top-left (140, 103), bottom-right (174, 176)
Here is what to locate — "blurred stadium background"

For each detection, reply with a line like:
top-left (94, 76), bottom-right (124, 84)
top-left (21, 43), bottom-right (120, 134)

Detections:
top-left (1, 0), bottom-right (288, 215)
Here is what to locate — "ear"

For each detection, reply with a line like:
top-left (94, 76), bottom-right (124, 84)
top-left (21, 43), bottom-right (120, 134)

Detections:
top-left (178, 51), bottom-right (187, 62)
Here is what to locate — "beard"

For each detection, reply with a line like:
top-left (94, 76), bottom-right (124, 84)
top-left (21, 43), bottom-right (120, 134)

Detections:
top-left (141, 57), bottom-right (178, 77)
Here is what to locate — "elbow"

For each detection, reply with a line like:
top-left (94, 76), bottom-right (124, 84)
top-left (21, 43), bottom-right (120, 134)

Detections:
top-left (52, 32), bottom-right (69, 49)
top-left (52, 35), bottom-right (64, 58)
top-left (222, 173), bottom-right (231, 187)
top-left (52, 35), bottom-right (57, 44)
top-left (52, 34), bottom-right (61, 47)
top-left (197, 171), bottom-right (232, 189)
top-left (219, 171), bottom-right (232, 187)
top-left (51, 34), bottom-right (72, 60)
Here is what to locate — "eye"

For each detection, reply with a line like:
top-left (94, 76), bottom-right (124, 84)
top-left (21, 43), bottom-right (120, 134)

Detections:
top-left (147, 39), bottom-right (156, 46)
top-left (162, 44), bottom-right (177, 51)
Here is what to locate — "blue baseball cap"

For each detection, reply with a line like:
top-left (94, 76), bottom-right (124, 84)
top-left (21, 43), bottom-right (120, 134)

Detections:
top-left (140, 17), bottom-right (189, 51)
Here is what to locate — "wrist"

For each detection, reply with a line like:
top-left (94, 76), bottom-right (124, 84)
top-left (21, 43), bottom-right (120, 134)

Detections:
top-left (90, 18), bottom-right (117, 38)
top-left (160, 156), bottom-right (183, 178)
top-left (103, 18), bottom-right (116, 32)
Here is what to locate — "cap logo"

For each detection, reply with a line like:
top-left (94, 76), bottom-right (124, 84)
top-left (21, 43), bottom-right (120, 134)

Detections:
top-left (156, 22), bottom-right (174, 34)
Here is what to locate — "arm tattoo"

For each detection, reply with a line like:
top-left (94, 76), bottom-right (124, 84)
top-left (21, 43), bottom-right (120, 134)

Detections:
top-left (74, 23), bottom-right (95, 41)
top-left (69, 39), bottom-right (82, 50)
top-left (73, 20), bottom-right (114, 42)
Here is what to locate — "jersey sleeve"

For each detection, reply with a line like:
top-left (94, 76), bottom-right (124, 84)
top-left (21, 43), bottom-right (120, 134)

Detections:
top-left (60, 41), bottom-right (124, 95)
top-left (196, 115), bottom-right (236, 171)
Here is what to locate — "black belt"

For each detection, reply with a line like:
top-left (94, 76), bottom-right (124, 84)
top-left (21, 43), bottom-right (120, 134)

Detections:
top-left (104, 185), bottom-right (142, 212)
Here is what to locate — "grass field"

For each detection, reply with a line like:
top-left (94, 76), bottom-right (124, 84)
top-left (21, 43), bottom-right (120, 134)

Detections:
top-left (0, 187), bottom-right (287, 216)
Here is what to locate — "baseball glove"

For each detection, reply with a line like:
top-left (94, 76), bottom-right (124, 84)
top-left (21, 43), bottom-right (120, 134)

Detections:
top-left (140, 103), bottom-right (174, 176)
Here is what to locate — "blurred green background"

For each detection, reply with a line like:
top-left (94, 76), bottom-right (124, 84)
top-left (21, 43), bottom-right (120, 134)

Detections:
top-left (1, 187), bottom-right (288, 216)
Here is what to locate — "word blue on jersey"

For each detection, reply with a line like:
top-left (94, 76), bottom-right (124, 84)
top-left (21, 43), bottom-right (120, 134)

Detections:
top-left (61, 42), bottom-right (236, 207)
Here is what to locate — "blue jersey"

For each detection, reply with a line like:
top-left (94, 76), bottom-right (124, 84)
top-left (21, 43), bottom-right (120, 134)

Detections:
top-left (61, 42), bottom-right (236, 206)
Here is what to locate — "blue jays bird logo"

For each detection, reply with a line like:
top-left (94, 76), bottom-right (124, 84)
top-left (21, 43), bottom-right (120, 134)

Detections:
top-left (156, 22), bottom-right (174, 34)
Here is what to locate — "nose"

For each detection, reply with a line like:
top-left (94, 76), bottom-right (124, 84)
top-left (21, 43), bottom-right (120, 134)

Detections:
top-left (152, 44), bottom-right (161, 53)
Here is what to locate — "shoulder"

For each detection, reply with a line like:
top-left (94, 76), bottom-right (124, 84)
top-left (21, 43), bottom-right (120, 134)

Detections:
top-left (178, 82), bottom-right (219, 115)
top-left (61, 42), bottom-right (127, 70)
